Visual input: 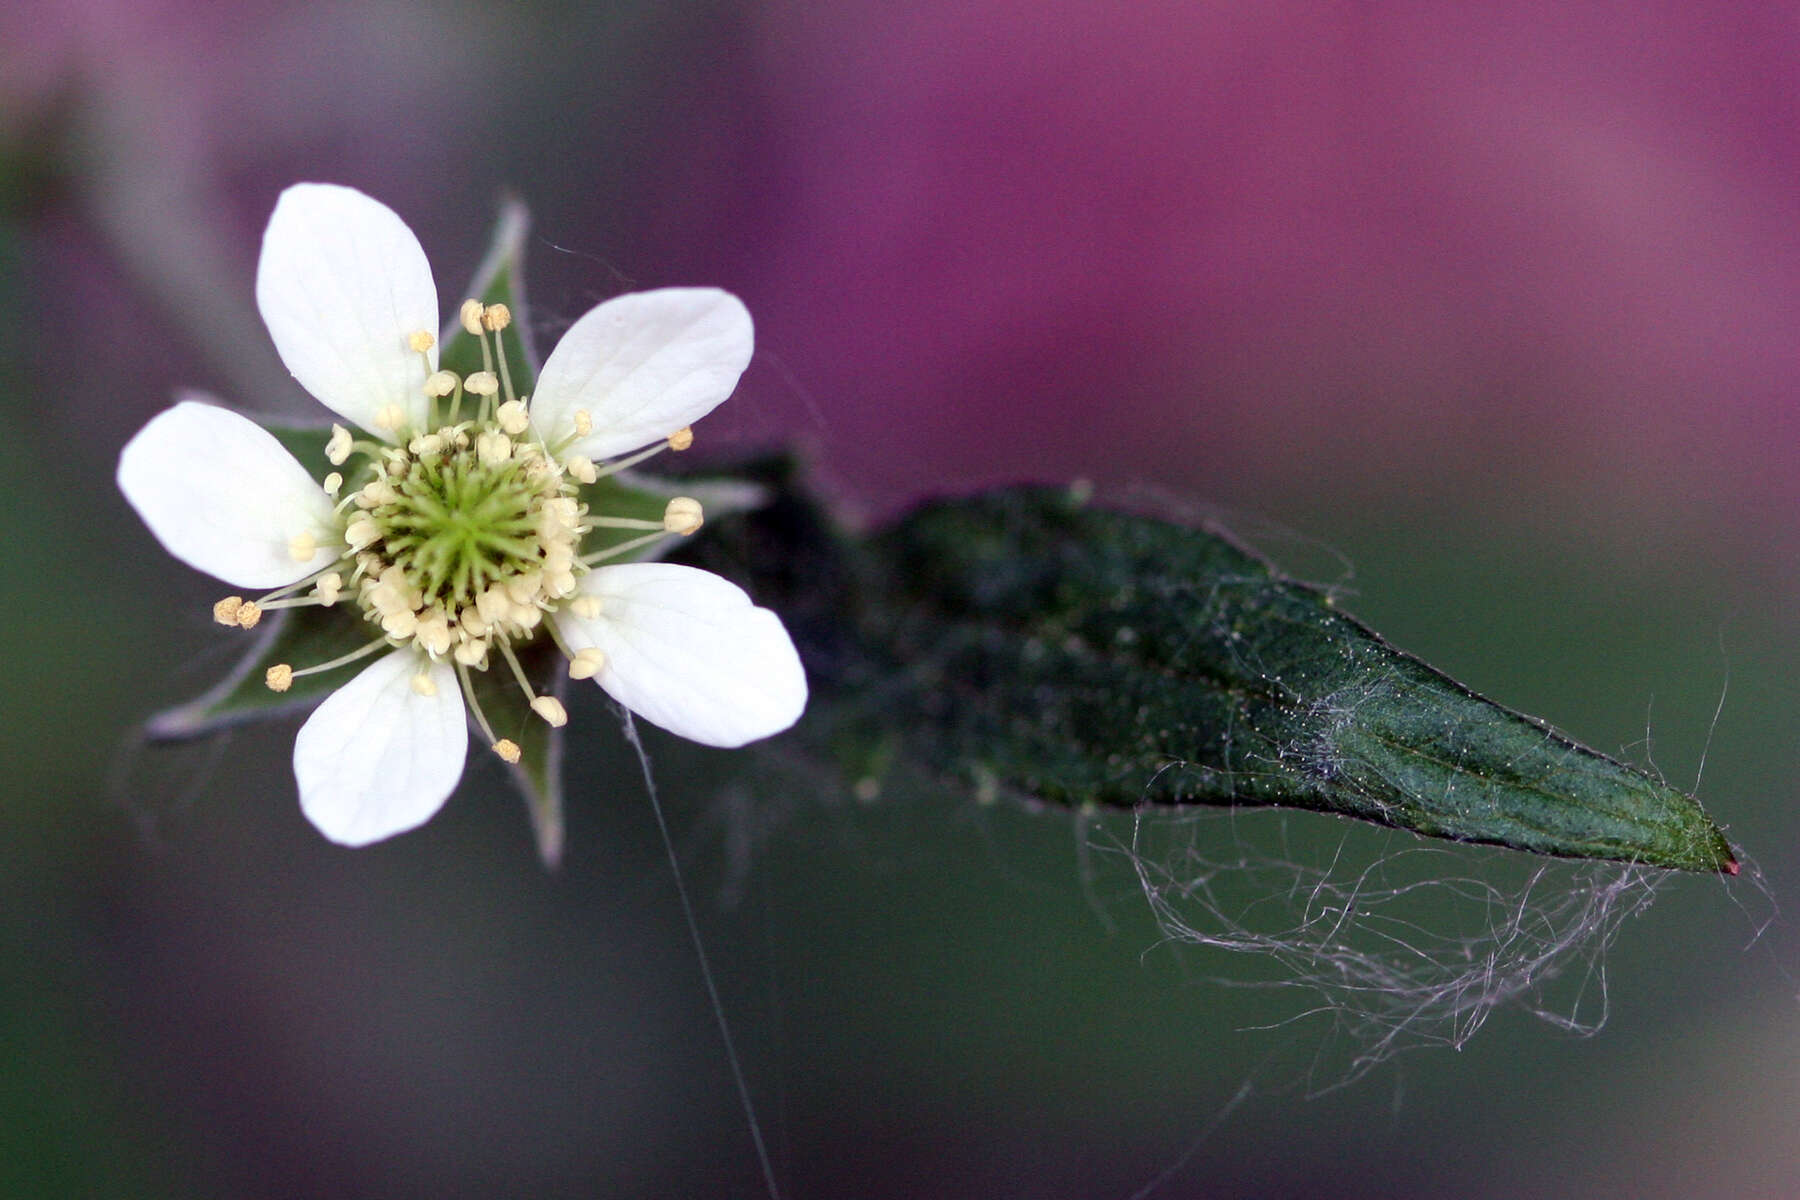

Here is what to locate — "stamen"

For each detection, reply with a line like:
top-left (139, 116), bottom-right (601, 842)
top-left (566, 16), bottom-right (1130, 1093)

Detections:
top-left (453, 660), bottom-right (516, 763)
top-left (564, 455), bottom-right (598, 484)
top-left (408, 330), bottom-right (436, 353)
top-left (568, 647), bottom-right (605, 679)
top-left (416, 610), bottom-right (453, 657)
top-left (497, 640), bottom-right (540, 702)
top-left (662, 497), bottom-right (704, 535)
top-left (289, 635), bottom-right (389, 679)
top-left (346, 516), bottom-right (381, 550)
top-left (213, 596), bottom-right (244, 626)
top-left (381, 608), bottom-right (418, 639)
top-left (668, 425), bottom-right (694, 451)
top-left (586, 440), bottom-right (668, 481)
top-left (323, 471), bottom-right (343, 498)
top-left (265, 664), bottom-right (294, 691)
top-left (373, 404), bottom-right (406, 433)
top-left (571, 594), bottom-right (602, 620)
top-left (326, 424), bottom-right (353, 466)
top-left (475, 431), bottom-right (512, 465)
top-left (480, 303), bottom-right (512, 332)
top-left (586, 515), bottom-right (666, 531)
top-left (579, 531), bottom-right (668, 565)
top-left (410, 671), bottom-right (438, 697)
top-left (315, 573), bottom-right (343, 606)
top-left (573, 409), bottom-right (593, 437)
top-left (465, 371), bottom-right (499, 397)
top-left (496, 400), bottom-right (530, 435)
top-left (531, 695), bottom-right (569, 727)
top-left (235, 601), bottom-right (263, 629)
top-left (459, 299), bottom-right (487, 336)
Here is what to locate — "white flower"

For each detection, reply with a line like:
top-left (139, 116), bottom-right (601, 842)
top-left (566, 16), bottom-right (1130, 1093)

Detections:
top-left (117, 183), bottom-right (807, 847)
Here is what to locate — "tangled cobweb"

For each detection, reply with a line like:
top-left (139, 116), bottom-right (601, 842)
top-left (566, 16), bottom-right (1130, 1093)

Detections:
top-left (1101, 806), bottom-right (1663, 1093)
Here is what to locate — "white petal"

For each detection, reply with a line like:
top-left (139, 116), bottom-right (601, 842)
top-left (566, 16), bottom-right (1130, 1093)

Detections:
top-left (256, 183), bottom-right (438, 439)
top-left (294, 651), bottom-right (467, 846)
top-left (116, 400), bottom-right (340, 588)
top-left (554, 563), bottom-right (806, 748)
top-left (531, 288), bottom-right (753, 460)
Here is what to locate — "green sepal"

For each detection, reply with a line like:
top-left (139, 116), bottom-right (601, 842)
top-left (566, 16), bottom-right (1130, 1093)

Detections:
top-left (461, 640), bottom-right (568, 868)
top-left (679, 466), bottom-right (1738, 874)
top-left (145, 604), bottom-right (376, 739)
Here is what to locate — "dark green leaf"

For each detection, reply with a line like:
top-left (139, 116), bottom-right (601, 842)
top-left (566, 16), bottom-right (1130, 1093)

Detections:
top-left (679, 466), bottom-right (1737, 874)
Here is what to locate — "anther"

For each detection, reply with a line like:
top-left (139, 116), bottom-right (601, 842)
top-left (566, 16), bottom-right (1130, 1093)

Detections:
top-left (663, 496), bottom-right (704, 535)
top-left (236, 600), bottom-right (263, 629)
top-left (568, 647), bottom-right (605, 679)
top-left (572, 409), bottom-right (593, 437)
top-left (410, 671), bottom-right (438, 697)
top-left (315, 572), bottom-right (343, 606)
top-left (373, 404), bottom-right (406, 432)
top-left (465, 371), bottom-right (499, 397)
top-left (492, 739), bottom-right (522, 764)
top-left (476, 431), bottom-right (512, 465)
top-left (323, 471), bottom-right (343, 498)
top-left (416, 611), bottom-right (453, 657)
top-left (480, 303), bottom-right (512, 332)
top-left (346, 516), bottom-right (381, 549)
top-left (454, 638), bottom-right (488, 666)
top-left (497, 400), bottom-right (530, 435)
top-left (564, 455), bottom-right (598, 484)
top-left (571, 595), bottom-right (602, 620)
top-left (531, 695), bottom-right (569, 727)
top-left (668, 425), bottom-right (694, 451)
top-left (265, 664), bottom-right (294, 692)
top-left (423, 370), bottom-right (459, 397)
top-left (460, 299), bottom-right (487, 335)
top-left (288, 531), bottom-right (317, 562)
top-left (326, 424), bottom-right (353, 465)
top-left (408, 330), bottom-right (436, 353)
top-left (213, 596), bottom-right (244, 626)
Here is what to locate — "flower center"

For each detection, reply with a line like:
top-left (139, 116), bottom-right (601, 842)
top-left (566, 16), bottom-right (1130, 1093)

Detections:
top-left (345, 423), bottom-right (585, 664)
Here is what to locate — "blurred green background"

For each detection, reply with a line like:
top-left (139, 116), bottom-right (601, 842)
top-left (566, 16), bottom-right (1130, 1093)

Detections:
top-left (5, 2), bottom-right (1797, 1196)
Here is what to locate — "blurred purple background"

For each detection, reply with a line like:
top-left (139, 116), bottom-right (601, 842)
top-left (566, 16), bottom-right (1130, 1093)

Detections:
top-left (5, 2), bottom-right (1798, 1197)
